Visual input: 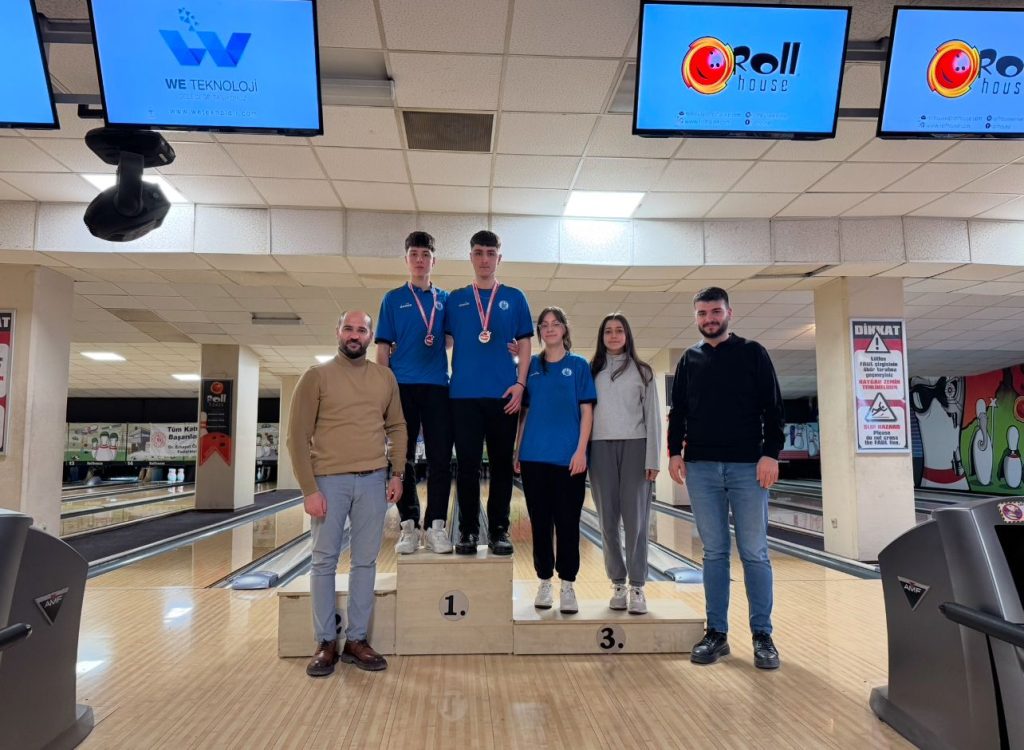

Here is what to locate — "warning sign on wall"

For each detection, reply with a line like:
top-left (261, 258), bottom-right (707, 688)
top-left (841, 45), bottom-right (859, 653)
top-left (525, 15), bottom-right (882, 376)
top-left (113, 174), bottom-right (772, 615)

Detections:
top-left (851, 319), bottom-right (909, 453)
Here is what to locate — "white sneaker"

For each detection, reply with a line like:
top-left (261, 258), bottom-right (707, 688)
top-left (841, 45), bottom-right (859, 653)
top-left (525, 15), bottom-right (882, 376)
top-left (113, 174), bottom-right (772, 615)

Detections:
top-left (609, 583), bottom-right (628, 611)
top-left (424, 519), bottom-right (453, 554)
top-left (534, 579), bottom-right (553, 609)
top-left (395, 520), bottom-right (419, 554)
top-left (559, 581), bottom-right (578, 614)
top-left (628, 585), bottom-right (647, 615)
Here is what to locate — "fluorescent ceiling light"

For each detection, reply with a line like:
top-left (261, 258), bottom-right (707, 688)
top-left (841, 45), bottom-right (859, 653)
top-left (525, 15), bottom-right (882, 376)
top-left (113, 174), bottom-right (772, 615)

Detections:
top-left (81, 351), bottom-right (125, 361)
top-left (81, 174), bottom-right (188, 203)
top-left (315, 354), bottom-right (335, 363)
top-left (172, 373), bottom-right (201, 382)
top-left (251, 312), bottom-right (303, 326)
top-left (564, 190), bottom-right (645, 219)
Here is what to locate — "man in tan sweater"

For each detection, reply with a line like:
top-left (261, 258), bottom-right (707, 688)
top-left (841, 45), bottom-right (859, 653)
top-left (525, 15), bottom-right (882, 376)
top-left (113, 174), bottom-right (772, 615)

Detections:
top-left (288, 310), bottom-right (407, 678)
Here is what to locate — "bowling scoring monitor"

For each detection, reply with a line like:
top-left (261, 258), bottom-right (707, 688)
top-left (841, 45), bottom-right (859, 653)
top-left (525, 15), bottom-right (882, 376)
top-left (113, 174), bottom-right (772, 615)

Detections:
top-left (87, 0), bottom-right (323, 135)
top-left (879, 7), bottom-right (1024, 138)
top-left (632, 1), bottom-right (851, 139)
top-left (0, 0), bottom-right (60, 129)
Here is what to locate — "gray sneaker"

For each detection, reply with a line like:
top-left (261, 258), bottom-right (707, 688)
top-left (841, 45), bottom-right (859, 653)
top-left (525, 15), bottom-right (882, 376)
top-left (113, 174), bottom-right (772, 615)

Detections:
top-left (628, 585), bottom-right (647, 615)
top-left (395, 519), bottom-right (419, 554)
top-left (609, 583), bottom-right (628, 610)
top-left (424, 519), bottom-right (453, 554)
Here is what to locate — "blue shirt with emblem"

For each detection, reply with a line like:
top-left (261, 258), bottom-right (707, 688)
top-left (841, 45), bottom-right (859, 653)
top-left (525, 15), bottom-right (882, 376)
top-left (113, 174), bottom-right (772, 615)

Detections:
top-left (445, 284), bottom-right (533, 399)
top-left (375, 284), bottom-right (449, 386)
top-left (518, 352), bottom-right (598, 466)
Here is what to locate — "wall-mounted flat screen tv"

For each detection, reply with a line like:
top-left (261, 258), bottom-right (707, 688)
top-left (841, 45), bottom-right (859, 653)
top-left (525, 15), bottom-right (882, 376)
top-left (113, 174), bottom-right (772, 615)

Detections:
top-left (88, 0), bottom-right (323, 135)
top-left (0, 0), bottom-right (60, 129)
top-left (633, 1), bottom-right (851, 140)
top-left (879, 6), bottom-right (1024, 139)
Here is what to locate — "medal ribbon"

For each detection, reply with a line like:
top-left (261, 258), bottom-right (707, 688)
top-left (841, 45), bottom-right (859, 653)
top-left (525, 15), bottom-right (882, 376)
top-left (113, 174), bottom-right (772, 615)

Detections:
top-left (472, 281), bottom-right (500, 335)
top-left (407, 282), bottom-right (437, 337)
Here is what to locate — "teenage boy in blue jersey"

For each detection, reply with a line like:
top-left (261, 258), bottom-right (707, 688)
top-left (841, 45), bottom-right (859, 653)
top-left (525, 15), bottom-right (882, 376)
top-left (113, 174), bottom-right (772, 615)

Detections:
top-left (446, 230), bottom-right (533, 555)
top-left (375, 231), bottom-right (454, 555)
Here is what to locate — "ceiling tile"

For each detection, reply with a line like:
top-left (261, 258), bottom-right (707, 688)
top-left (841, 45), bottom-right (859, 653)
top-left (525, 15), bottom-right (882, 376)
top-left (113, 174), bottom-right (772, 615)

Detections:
top-left (733, 162), bottom-right (836, 193)
top-left (762, 120), bottom-right (876, 162)
top-left (379, 0), bottom-right (508, 52)
top-left (848, 138), bottom-right (955, 163)
top-left (252, 179), bottom-right (341, 208)
top-left (390, 53), bottom-right (503, 110)
top-left (317, 0), bottom-right (382, 48)
top-left (587, 115), bottom-right (679, 159)
top-left (493, 155), bottom-right (579, 189)
top-left (158, 142), bottom-right (243, 177)
top-left (634, 192), bottom-right (721, 219)
top-left (503, 58), bottom-right (620, 113)
top-left (496, 113), bottom-right (597, 156)
top-left (911, 193), bottom-right (1015, 218)
top-left (932, 140), bottom-right (1024, 164)
top-left (317, 147), bottom-right (408, 182)
top-left (406, 152), bottom-right (492, 187)
top-left (976, 197), bottom-right (1024, 221)
top-left (0, 174), bottom-right (88, 202)
top-left (654, 160), bottom-right (753, 192)
top-left (509, 0), bottom-right (636, 57)
top-left (809, 163), bottom-right (917, 192)
top-left (706, 193), bottom-right (797, 219)
top-left (0, 179), bottom-right (30, 201)
top-left (222, 144), bottom-right (326, 179)
top-left (674, 139), bottom-right (772, 160)
top-left (333, 181), bottom-right (416, 211)
top-left (318, 107), bottom-right (403, 149)
top-left (33, 138), bottom-right (114, 173)
top-left (842, 193), bottom-right (939, 217)
top-left (777, 193), bottom-right (867, 217)
top-left (491, 188), bottom-right (568, 215)
top-left (960, 165), bottom-right (1024, 194)
top-left (0, 138), bottom-right (70, 172)
top-left (414, 185), bottom-right (488, 213)
top-left (574, 158), bottom-right (668, 191)
top-left (884, 163), bottom-right (998, 193)
top-left (164, 176), bottom-right (265, 205)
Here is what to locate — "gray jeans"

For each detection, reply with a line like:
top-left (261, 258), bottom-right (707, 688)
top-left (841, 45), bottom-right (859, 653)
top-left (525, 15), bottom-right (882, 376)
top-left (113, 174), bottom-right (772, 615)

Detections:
top-left (310, 470), bottom-right (388, 643)
top-left (589, 440), bottom-right (653, 586)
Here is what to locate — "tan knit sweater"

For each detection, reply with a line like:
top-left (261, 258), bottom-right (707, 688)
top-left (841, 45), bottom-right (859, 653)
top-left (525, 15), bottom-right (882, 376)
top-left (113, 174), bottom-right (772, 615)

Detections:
top-left (287, 353), bottom-right (407, 496)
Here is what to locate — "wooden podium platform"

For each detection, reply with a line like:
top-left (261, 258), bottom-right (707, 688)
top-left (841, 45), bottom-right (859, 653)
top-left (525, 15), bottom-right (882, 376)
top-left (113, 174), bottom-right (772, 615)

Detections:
top-left (276, 573), bottom-right (397, 657)
top-left (277, 553), bottom-right (704, 658)
top-left (511, 582), bottom-right (704, 655)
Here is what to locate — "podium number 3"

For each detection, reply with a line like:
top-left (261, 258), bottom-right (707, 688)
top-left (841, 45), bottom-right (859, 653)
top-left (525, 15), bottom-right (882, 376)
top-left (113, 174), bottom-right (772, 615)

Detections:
top-left (440, 590), bottom-right (469, 621)
top-left (597, 625), bottom-right (626, 652)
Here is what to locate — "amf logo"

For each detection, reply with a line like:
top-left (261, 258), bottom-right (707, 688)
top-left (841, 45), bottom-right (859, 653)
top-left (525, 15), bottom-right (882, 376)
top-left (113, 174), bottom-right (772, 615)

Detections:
top-left (160, 8), bottom-right (251, 67)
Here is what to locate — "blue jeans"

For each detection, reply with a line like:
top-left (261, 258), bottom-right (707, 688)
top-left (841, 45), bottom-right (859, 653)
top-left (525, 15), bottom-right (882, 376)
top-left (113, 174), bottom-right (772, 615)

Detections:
top-left (310, 470), bottom-right (388, 643)
top-left (685, 461), bottom-right (773, 635)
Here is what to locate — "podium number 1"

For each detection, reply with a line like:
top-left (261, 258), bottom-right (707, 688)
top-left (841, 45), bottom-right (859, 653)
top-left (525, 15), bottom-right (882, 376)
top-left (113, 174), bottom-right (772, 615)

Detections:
top-left (597, 625), bottom-right (626, 652)
top-left (440, 590), bottom-right (469, 621)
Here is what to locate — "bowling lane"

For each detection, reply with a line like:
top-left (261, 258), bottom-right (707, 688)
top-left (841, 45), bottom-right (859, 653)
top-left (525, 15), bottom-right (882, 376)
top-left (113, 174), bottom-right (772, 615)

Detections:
top-left (62, 490), bottom-right (196, 537)
top-left (62, 482), bottom-right (193, 504)
top-left (87, 501), bottom-right (309, 589)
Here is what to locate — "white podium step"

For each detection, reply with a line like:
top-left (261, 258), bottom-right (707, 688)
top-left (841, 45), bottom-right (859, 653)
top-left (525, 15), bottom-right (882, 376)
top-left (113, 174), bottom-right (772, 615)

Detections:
top-left (276, 573), bottom-right (397, 657)
top-left (395, 546), bottom-right (513, 655)
top-left (512, 581), bottom-right (704, 655)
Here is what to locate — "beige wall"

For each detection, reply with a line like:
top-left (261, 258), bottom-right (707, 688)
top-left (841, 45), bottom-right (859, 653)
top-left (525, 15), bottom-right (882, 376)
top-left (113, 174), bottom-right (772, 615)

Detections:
top-left (275, 374), bottom-right (300, 491)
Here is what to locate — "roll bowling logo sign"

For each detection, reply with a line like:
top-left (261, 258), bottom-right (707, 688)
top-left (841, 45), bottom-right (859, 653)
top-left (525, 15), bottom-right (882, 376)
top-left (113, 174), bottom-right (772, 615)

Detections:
top-left (927, 40), bottom-right (1024, 98)
top-left (682, 36), bottom-right (802, 95)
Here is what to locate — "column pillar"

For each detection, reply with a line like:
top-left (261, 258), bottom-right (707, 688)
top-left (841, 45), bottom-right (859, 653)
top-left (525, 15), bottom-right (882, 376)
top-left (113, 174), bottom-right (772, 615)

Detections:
top-left (195, 344), bottom-right (259, 511)
top-left (814, 277), bottom-right (916, 560)
top-left (275, 374), bottom-right (300, 491)
top-left (653, 348), bottom-right (690, 506)
top-left (0, 266), bottom-right (73, 535)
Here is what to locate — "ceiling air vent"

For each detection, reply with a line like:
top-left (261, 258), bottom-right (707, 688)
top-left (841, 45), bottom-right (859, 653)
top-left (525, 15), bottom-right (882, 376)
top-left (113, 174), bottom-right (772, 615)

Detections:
top-left (403, 111), bottom-right (494, 152)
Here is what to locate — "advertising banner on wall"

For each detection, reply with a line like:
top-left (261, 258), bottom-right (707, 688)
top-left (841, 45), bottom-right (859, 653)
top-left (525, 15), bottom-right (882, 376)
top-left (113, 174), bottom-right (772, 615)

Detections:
top-left (851, 319), bottom-right (910, 453)
top-left (127, 423), bottom-right (199, 462)
top-left (200, 379), bottom-right (233, 466)
top-left (65, 423), bottom-right (127, 462)
top-left (0, 311), bottom-right (12, 455)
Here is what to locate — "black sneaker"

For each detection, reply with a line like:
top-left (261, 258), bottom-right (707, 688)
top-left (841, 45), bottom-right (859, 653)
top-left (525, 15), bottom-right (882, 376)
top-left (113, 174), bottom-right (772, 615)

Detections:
top-left (690, 630), bottom-right (730, 665)
top-left (488, 529), bottom-right (513, 555)
top-left (455, 532), bottom-right (479, 555)
top-left (753, 632), bottom-right (780, 670)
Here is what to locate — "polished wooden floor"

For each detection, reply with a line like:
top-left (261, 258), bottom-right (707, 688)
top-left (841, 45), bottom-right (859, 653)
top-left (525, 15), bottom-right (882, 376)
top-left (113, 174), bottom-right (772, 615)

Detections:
top-left (77, 484), bottom-right (910, 749)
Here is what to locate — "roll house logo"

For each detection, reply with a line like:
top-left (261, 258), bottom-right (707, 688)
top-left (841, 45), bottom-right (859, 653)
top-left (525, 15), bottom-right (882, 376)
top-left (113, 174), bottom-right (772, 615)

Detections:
top-left (682, 37), bottom-right (803, 95)
top-left (928, 40), bottom-right (1024, 98)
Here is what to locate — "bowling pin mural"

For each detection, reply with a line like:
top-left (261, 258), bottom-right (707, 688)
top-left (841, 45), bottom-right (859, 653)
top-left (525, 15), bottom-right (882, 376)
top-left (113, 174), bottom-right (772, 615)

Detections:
top-left (971, 398), bottom-right (994, 486)
top-left (1004, 425), bottom-right (1022, 490)
top-left (911, 376), bottom-right (969, 491)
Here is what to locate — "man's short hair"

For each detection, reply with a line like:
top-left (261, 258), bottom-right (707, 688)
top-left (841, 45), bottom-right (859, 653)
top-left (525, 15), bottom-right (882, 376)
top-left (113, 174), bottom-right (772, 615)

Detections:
top-left (405, 231), bottom-right (435, 252)
top-left (693, 286), bottom-right (730, 308)
top-left (470, 230), bottom-right (500, 249)
top-left (338, 311), bottom-right (373, 330)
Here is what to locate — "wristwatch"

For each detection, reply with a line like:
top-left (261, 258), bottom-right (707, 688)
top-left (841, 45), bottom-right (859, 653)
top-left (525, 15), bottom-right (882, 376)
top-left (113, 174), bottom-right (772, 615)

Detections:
top-left (392, 471), bottom-right (405, 480)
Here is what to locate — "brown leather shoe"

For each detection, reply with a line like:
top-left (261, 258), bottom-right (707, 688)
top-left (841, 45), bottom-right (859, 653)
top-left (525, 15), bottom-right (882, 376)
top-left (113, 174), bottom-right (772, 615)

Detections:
top-left (341, 639), bottom-right (388, 671)
top-left (306, 640), bottom-right (339, 677)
